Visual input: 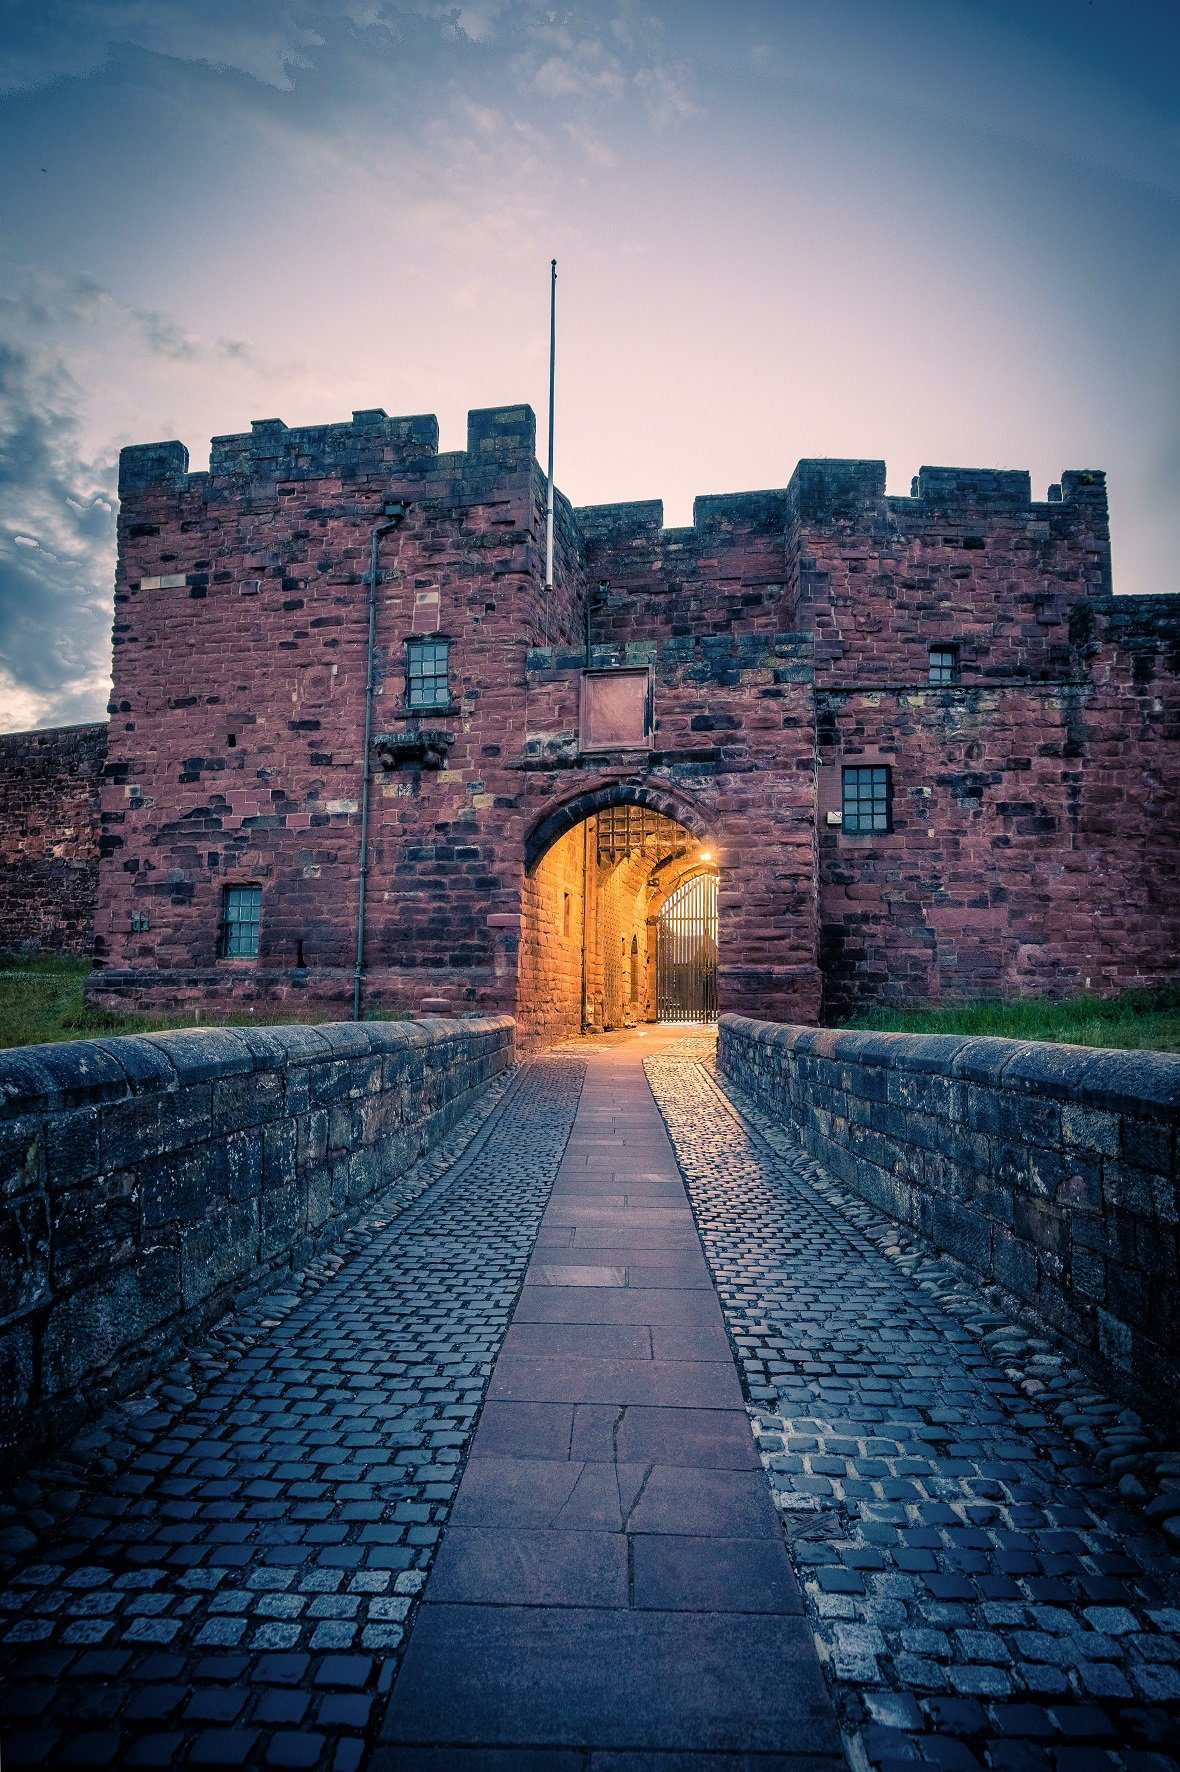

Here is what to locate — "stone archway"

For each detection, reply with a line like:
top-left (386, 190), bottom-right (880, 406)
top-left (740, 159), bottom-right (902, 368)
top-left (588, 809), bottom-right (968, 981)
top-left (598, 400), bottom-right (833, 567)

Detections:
top-left (517, 783), bottom-right (718, 1048)
top-left (522, 780), bottom-right (713, 872)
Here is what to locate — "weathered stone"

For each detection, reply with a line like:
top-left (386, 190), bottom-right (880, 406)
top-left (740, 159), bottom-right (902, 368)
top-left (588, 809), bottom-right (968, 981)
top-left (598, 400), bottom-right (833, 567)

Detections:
top-left (720, 1016), bottom-right (1180, 1418)
top-left (0, 1190), bottom-right (50, 1318)
top-left (180, 1199), bottom-right (261, 1307)
top-left (100, 1083), bottom-right (212, 1169)
top-left (0, 1319), bottom-right (34, 1448)
top-left (0, 722), bottom-right (104, 955)
top-left (42, 1247), bottom-right (180, 1395)
top-left (213, 1067), bottom-right (284, 1131)
top-left (259, 1178), bottom-right (306, 1259)
top-left (0, 1015), bottom-right (514, 1463)
top-left (44, 1105), bottom-right (101, 1184)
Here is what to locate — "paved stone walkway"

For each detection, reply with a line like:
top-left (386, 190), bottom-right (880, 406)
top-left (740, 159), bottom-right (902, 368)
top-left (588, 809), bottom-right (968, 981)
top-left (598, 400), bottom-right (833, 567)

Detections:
top-left (378, 1027), bottom-right (843, 1768)
top-left (646, 1041), bottom-right (1180, 1772)
top-left (0, 1055), bottom-right (583, 1769)
top-left (2, 1029), bottom-right (1178, 1771)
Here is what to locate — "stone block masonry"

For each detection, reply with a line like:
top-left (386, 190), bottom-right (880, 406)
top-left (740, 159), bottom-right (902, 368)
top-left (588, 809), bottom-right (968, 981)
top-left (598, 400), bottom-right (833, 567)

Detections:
top-left (76, 396), bottom-right (1180, 1040)
top-left (0, 400), bottom-right (1174, 1022)
top-left (0, 1013), bottom-right (514, 1469)
top-left (717, 1014), bottom-right (1180, 1421)
top-left (0, 724), bottom-right (105, 956)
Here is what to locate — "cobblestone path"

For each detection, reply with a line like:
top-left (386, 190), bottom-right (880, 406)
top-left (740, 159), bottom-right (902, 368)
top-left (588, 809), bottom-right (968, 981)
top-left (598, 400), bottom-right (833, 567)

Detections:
top-left (0, 1054), bottom-right (584, 1770)
top-left (647, 1042), bottom-right (1180, 1772)
top-left (379, 1028), bottom-right (844, 1768)
top-left (4, 1029), bottom-right (1178, 1771)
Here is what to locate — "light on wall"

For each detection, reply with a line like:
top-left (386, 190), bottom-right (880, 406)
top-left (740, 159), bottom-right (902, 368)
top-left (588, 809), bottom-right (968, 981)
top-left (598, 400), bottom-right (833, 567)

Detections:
top-left (699, 850), bottom-right (713, 862)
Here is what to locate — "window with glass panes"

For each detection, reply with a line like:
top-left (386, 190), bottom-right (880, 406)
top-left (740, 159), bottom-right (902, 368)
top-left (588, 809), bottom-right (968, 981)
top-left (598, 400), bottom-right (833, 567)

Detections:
top-left (928, 646), bottom-right (959, 685)
top-left (841, 765), bottom-right (892, 833)
top-left (219, 884), bottom-right (261, 957)
top-left (406, 637), bottom-right (450, 709)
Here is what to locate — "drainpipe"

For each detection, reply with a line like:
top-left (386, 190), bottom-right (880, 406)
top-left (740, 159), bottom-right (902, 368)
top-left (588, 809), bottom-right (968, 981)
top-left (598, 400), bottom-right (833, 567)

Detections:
top-left (353, 504), bottom-right (406, 1022)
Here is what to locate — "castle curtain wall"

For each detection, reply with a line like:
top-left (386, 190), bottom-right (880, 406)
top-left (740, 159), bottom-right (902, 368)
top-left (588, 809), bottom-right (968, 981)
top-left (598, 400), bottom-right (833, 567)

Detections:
top-left (65, 403), bottom-right (1179, 1029)
top-left (792, 464), bottom-right (1180, 1018)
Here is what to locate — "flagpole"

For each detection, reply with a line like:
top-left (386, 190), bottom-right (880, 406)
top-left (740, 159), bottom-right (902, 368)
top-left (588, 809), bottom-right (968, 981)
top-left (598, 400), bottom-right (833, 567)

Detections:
top-left (545, 257), bottom-right (556, 592)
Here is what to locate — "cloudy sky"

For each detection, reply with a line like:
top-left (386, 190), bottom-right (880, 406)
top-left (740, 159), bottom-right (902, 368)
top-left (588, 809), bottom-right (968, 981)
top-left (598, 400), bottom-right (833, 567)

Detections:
top-left (0, 0), bottom-right (1176, 731)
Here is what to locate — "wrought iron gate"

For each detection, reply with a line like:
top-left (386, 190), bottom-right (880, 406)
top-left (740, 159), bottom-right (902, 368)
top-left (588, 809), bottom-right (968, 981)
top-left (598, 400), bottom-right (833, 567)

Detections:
top-left (656, 873), bottom-right (718, 1023)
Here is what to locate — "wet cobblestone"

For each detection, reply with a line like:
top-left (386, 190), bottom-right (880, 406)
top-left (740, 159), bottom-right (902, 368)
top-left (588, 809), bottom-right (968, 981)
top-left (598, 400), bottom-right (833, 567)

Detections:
top-left (647, 1041), bottom-right (1180, 1772)
top-left (0, 1053), bottom-right (584, 1769)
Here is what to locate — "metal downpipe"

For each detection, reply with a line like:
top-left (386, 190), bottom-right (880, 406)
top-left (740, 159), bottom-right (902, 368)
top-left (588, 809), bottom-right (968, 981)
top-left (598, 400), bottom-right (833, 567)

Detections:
top-left (353, 508), bottom-right (405, 1022)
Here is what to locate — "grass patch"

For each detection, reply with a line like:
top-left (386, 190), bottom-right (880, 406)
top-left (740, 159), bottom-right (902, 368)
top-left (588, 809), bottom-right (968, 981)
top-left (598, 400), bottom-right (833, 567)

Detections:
top-left (0, 955), bottom-right (405, 1051)
top-left (844, 986), bottom-right (1180, 1053)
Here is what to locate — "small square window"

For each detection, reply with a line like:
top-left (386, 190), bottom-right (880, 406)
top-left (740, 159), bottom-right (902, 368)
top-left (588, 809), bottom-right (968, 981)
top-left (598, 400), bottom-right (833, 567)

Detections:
top-left (928, 646), bottom-right (959, 685)
top-left (842, 765), bottom-right (892, 834)
top-left (406, 637), bottom-right (450, 710)
top-left (220, 884), bottom-right (261, 958)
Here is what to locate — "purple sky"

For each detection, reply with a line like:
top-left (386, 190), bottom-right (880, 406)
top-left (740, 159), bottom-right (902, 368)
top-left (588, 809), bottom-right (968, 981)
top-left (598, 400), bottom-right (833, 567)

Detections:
top-left (0, 0), bottom-right (1176, 730)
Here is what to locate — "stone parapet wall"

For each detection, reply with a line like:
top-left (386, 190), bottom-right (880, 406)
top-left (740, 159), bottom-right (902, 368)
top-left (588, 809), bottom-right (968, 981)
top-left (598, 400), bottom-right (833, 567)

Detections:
top-left (0, 1014), bottom-right (514, 1467)
top-left (717, 1013), bottom-right (1180, 1417)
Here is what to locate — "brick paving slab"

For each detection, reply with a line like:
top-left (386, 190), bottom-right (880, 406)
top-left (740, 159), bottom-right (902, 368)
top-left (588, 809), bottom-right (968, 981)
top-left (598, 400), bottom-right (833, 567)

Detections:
top-left (645, 1039), bottom-right (1180, 1772)
top-left (380, 1031), bottom-right (845, 1768)
top-left (0, 1053), bottom-right (584, 1769)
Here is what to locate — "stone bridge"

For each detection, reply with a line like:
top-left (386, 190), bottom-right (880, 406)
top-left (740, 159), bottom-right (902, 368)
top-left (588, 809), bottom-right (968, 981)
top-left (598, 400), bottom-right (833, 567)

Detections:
top-left (0, 1017), bottom-right (1178, 1769)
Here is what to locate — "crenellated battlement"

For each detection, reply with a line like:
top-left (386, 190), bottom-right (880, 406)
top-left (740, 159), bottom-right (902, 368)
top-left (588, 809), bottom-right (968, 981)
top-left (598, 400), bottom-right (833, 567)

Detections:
top-left (117, 403), bottom-right (541, 499)
top-left (575, 500), bottom-right (665, 540)
top-left (208, 410), bottom-right (439, 480)
top-left (786, 459), bottom-right (887, 524)
top-left (576, 459), bottom-right (1107, 546)
top-left (118, 439), bottom-right (191, 497)
top-left (912, 465), bottom-right (1032, 510)
top-left (693, 490), bottom-right (789, 533)
top-left (119, 406), bottom-right (1109, 544)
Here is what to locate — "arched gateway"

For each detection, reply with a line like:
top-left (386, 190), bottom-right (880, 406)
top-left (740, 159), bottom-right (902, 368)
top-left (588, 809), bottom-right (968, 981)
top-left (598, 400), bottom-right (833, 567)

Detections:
top-left (516, 783), bottom-right (719, 1048)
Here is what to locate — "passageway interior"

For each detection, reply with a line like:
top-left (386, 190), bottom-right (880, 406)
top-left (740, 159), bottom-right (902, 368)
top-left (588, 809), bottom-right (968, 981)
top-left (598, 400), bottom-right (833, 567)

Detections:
top-left (518, 804), bottom-right (719, 1047)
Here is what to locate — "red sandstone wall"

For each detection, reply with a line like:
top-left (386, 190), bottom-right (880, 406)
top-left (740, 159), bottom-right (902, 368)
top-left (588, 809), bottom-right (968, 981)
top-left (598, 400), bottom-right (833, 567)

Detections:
top-left (576, 491), bottom-right (793, 644)
top-left (91, 409), bottom-right (1178, 1033)
top-left (596, 850), bottom-right (655, 1030)
top-left (792, 464), bottom-right (1111, 689)
top-left (94, 408), bottom-right (586, 1017)
top-left (517, 822), bottom-right (585, 1047)
top-left (0, 723), bottom-right (105, 956)
top-left (816, 597), bottom-right (1180, 1018)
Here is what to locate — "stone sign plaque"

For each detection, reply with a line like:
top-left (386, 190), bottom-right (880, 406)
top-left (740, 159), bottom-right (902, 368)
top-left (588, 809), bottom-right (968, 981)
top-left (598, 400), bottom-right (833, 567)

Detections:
top-left (579, 667), bottom-right (652, 750)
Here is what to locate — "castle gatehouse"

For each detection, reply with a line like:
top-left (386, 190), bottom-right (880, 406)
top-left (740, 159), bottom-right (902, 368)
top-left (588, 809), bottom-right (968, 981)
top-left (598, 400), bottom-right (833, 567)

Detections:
top-left (79, 402), bottom-right (1179, 1041)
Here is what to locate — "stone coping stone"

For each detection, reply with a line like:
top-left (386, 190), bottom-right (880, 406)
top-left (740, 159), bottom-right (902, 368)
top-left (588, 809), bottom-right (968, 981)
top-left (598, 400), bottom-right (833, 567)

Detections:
top-left (720, 1013), bottom-right (1180, 1117)
top-left (0, 1015), bottom-right (516, 1119)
